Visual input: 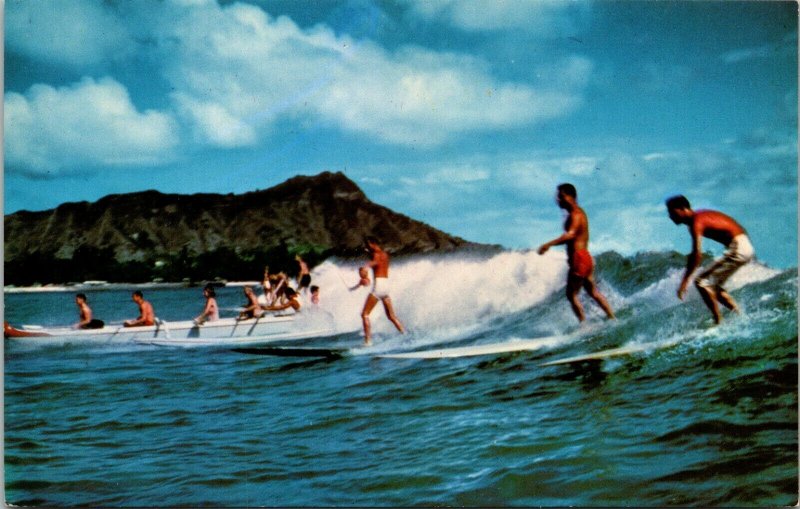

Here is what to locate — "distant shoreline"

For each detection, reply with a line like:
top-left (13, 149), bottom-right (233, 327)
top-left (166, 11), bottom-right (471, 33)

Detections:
top-left (4, 280), bottom-right (261, 294)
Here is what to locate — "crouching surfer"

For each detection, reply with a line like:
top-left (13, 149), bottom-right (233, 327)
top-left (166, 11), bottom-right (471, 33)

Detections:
top-left (666, 195), bottom-right (754, 324)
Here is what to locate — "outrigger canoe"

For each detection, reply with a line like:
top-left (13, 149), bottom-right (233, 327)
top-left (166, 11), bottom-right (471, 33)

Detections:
top-left (4, 315), bottom-right (338, 347)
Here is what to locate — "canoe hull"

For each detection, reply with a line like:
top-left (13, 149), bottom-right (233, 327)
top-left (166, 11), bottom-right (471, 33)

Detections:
top-left (4, 316), bottom-right (336, 346)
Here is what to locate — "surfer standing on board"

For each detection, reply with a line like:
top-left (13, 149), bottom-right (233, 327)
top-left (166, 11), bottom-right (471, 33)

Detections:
top-left (361, 236), bottom-right (405, 345)
top-left (666, 195), bottom-right (754, 324)
top-left (124, 291), bottom-right (155, 327)
top-left (538, 183), bottom-right (616, 323)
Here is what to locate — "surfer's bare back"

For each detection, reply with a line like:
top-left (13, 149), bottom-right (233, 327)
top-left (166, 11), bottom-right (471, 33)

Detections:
top-left (666, 195), bottom-right (754, 324)
top-left (538, 183), bottom-right (615, 323)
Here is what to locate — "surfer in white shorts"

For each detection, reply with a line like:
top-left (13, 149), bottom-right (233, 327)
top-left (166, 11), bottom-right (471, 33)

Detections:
top-left (361, 236), bottom-right (405, 345)
top-left (666, 195), bottom-right (755, 324)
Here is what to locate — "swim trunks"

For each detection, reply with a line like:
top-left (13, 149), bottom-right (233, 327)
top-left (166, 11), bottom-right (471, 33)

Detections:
top-left (696, 234), bottom-right (754, 290)
top-left (81, 319), bottom-right (104, 329)
top-left (299, 274), bottom-right (311, 289)
top-left (569, 249), bottom-right (594, 278)
top-left (371, 277), bottom-right (391, 299)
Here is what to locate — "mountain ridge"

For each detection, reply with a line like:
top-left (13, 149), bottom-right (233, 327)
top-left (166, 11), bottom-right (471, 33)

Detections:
top-left (5, 171), bottom-right (493, 285)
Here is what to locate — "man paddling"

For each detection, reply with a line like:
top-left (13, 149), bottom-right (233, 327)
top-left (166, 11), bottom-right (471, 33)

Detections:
top-left (295, 255), bottom-right (311, 295)
top-left (239, 286), bottom-right (265, 319)
top-left (538, 183), bottom-right (615, 323)
top-left (124, 291), bottom-right (155, 327)
top-left (361, 236), bottom-right (405, 345)
top-left (263, 287), bottom-right (302, 313)
top-left (74, 293), bottom-right (104, 329)
top-left (666, 195), bottom-right (754, 324)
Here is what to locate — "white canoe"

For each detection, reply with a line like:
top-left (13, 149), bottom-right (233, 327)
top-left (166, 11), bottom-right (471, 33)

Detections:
top-left (4, 315), bottom-right (337, 347)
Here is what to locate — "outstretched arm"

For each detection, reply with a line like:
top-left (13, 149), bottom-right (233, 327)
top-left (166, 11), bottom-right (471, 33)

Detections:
top-left (349, 268), bottom-right (371, 291)
top-left (678, 229), bottom-right (703, 300)
top-left (538, 215), bottom-right (579, 255)
top-left (263, 300), bottom-right (301, 312)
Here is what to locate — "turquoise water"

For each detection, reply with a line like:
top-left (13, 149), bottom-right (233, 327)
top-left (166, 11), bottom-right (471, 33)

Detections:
top-left (4, 250), bottom-right (798, 506)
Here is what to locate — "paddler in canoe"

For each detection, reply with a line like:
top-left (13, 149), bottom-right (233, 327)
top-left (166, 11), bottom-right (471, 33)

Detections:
top-left (123, 290), bottom-right (155, 327)
top-left (74, 293), bottom-right (104, 329)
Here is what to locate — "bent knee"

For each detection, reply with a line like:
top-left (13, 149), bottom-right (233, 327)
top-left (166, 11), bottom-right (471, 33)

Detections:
top-left (695, 277), bottom-right (712, 290)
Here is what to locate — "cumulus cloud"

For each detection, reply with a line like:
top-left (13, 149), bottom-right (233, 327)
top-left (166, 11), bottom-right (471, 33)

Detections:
top-left (404, 0), bottom-right (592, 34)
top-left (497, 155), bottom-right (599, 198)
top-left (353, 129), bottom-right (796, 258)
top-left (5, 0), bottom-right (133, 67)
top-left (151, 1), bottom-right (589, 148)
top-left (5, 1), bottom-right (594, 159)
top-left (5, 77), bottom-right (179, 176)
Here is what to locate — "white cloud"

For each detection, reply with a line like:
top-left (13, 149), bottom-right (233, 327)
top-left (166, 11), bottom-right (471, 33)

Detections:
top-left (173, 93), bottom-right (257, 147)
top-left (359, 176), bottom-right (385, 186)
top-left (532, 56), bottom-right (593, 89)
top-left (498, 155), bottom-right (598, 196)
top-left (6, 0), bottom-right (133, 67)
top-left (6, 1), bottom-right (594, 156)
top-left (348, 134), bottom-right (795, 261)
top-left (5, 77), bottom-right (179, 175)
top-left (152, 1), bottom-right (590, 148)
top-left (642, 152), bottom-right (681, 162)
top-left (423, 165), bottom-right (490, 184)
top-left (722, 45), bottom-right (773, 64)
top-left (405, 0), bottom-right (592, 34)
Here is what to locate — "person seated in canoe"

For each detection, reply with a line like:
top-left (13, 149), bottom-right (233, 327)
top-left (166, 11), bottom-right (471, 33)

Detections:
top-left (271, 272), bottom-right (289, 300)
top-left (295, 255), bottom-right (311, 295)
top-left (74, 293), bottom-right (104, 329)
top-left (262, 287), bottom-right (301, 313)
top-left (124, 291), bottom-right (155, 327)
top-left (238, 286), bottom-right (265, 320)
top-left (310, 285), bottom-right (320, 305)
top-left (272, 278), bottom-right (296, 306)
top-left (259, 266), bottom-right (274, 306)
top-left (194, 285), bottom-right (220, 325)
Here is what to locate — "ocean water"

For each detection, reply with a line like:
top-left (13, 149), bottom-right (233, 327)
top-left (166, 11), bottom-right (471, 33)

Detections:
top-left (4, 249), bottom-right (798, 506)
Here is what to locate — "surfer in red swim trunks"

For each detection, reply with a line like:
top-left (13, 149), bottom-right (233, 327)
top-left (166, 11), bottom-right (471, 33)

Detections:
top-left (538, 183), bottom-right (616, 323)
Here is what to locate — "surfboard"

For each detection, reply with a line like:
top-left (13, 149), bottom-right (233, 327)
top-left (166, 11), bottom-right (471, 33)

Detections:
top-left (540, 338), bottom-right (682, 366)
top-left (232, 346), bottom-right (348, 358)
top-left (377, 335), bottom-right (566, 359)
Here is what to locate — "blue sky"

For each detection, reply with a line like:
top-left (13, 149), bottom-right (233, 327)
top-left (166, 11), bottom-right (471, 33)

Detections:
top-left (4, 0), bottom-right (797, 268)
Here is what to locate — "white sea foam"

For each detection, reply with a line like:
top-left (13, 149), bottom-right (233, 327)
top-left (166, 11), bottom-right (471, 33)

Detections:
top-left (627, 261), bottom-right (780, 309)
top-left (310, 250), bottom-right (568, 338)
top-left (310, 249), bottom-right (786, 352)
